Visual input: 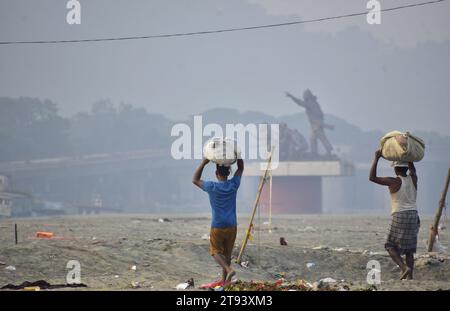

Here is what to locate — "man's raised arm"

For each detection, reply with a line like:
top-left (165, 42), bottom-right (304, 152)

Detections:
top-left (408, 162), bottom-right (418, 187)
top-left (408, 162), bottom-right (416, 176)
top-left (234, 159), bottom-right (244, 177)
top-left (192, 158), bottom-right (209, 189)
top-left (369, 150), bottom-right (397, 187)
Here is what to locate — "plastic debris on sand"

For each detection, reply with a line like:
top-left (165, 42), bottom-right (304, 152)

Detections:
top-left (240, 261), bottom-right (249, 268)
top-left (176, 278), bottom-right (195, 290)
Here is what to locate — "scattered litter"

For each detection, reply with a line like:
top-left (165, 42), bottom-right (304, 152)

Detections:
top-left (221, 279), bottom-right (372, 291)
top-left (187, 278), bottom-right (195, 288)
top-left (279, 237), bottom-right (288, 246)
top-left (158, 218), bottom-right (171, 223)
top-left (298, 226), bottom-right (317, 232)
top-left (130, 281), bottom-right (141, 289)
top-left (5, 265), bottom-right (16, 271)
top-left (368, 251), bottom-right (383, 256)
top-left (316, 278), bottom-right (338, 290)
top-left (36, 231), bottom-right (54, 239)
top-left (312, 245), bottom-right (329, 250)
top-left (306, 262), bottom-right (316, 269)
top-left (176, 283), bottom-right (189, 290)
top-left (240, 261), bottom-right (249, 268)
top-left (320, 277), bottom-right (337, 284)
top-left (226, 280), bottom-right (313, 291)
top-left (274, 272), bottom-right (286, 279)
top-left (200, 280), bottom-right (224, 289)
top-left (332, 247), bottom-right (347, 252)
top-left (415, 257), bottom-right (442, 268)
top-left (201, 234), bottom-right (210, 240)
top-left (214, 286), bottom-right (224, 291)
top-left (114, 275), bottom-right (119, 278)
top-left (419, 253), bottom-right (449, 262)
top-left (176, 278), bottom-right (194, 290)
top-left (130, 265), bottom-right (137, 271)
top-left (1, 280), bottom-right (87, 290)
top-left (432, 236), bottom-right (447, 253)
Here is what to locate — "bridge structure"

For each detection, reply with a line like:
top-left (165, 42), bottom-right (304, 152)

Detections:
top-left (0, 149), bottom-right (189, 215)
top-left (0, 149), bottom-right (356, 215)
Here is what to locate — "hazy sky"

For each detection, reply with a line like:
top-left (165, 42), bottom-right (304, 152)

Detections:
top-left (1, 0), bottom-right (449, 134)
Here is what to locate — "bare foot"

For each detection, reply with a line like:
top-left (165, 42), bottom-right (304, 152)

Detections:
top-left (406, 270), bottom-right (413, 280)
top-left (225, 269), bottom-right (236, 283)
top-left (400, 266), bottom-right (411, 280)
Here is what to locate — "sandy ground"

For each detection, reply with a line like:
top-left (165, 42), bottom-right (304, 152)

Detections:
top-left (0, 214), bottom-right (449, 291)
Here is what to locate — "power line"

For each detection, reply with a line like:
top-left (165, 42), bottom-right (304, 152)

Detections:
top-left (0, 0), bottom-right (445, 45)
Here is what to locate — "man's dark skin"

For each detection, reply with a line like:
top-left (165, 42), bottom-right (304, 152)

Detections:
top-left (192, 158), bottom-right (244, 282)
top-left (369, 150), bottom-right (417, 279)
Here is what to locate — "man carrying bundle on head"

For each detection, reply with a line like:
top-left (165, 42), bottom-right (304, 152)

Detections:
top-left (369, 150), bottom-right (420, 280)
top-left (192, 140), bottom-right (244, 284)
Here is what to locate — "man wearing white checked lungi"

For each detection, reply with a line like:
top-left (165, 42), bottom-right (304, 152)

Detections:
top-left (369, 150), bottom-right (420, 280)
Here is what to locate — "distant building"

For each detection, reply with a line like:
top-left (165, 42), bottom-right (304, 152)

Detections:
top-left (0, 174), bottom-right (29, 217)
top-left (0, 175), bottom-right (13, 216)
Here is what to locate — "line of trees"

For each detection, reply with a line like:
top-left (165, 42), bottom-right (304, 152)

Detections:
top-left (1, 97), bottom-right (449, 163)
top-left (0, 97), bottom-right (172, 162)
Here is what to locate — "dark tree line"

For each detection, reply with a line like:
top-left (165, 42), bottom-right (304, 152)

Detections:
top-left (1, 97), bottom-right (448, 163)
top-left (0, 97), bottom-right (172, 162)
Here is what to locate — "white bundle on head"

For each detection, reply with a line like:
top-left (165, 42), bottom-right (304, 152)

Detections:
top-left (203, 137), bottom-right (241, 166)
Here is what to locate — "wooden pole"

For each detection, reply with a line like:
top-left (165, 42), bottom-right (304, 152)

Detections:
top-left (268, 168), bottom-right (273, 234)
top-left (14, 223), bottom-right (18, 245)
top-left (236, 150), bottom-right (273, 264)
top-left (428, 167), bottom-right (450, 252)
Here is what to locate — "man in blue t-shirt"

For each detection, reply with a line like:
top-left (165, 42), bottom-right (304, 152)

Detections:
top-left (192, 157), bottom-right (244, 283)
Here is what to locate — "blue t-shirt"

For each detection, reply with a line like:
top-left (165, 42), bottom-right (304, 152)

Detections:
top-left (202, 175), bottom-right (241, 228)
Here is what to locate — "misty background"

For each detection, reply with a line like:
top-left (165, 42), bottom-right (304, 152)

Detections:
top-left (0, 1), bottom-right (449, 216)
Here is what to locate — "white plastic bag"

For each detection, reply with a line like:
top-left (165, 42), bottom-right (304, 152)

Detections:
top-left (433, 235), bottom-right (448, 253)
top-left (203, 137), bottom-right (241, 166)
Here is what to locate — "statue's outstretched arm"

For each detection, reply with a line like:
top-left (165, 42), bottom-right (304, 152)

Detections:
top-left (285, 92), bottom-right (305, 107)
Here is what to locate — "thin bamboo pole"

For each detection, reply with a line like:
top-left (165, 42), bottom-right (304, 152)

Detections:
top-left (428, 167), bottom-right (450, 252)
top-left (236, 150), bottom-right (273, 264)
top-left (268, 168), bottom-right (273, 234)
